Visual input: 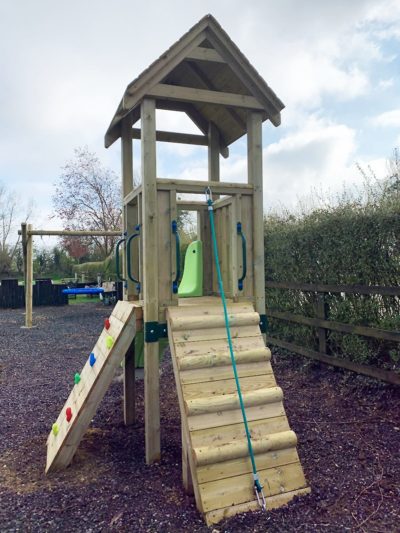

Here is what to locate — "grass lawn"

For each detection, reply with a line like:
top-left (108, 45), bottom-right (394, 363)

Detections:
top-left (67, 295), bottom-right (102, 305)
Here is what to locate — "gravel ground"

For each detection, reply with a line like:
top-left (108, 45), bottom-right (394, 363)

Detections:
top-left (0, 303), bottom-right (399, 532)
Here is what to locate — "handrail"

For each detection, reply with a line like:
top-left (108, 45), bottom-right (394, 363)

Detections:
top-left (126, 227), bottom-right (140, 291)
top-left (171, 220), bottom-right (180, 294)
top-left (237, 222), bottom-right (247, 291)
top-left (115, 236), bottom-right (126, 282)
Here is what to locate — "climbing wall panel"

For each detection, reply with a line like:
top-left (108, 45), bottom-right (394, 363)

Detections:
top-left (167, 301), bottom-right (310, 525)
top-left (46, 301), bottom-right (137, 473)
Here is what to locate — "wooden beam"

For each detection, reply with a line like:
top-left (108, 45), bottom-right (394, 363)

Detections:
top-left (247, 112), bottom-right (265, 320)
top-left (177, 200), bottom-right (207, 210)
top-left (266, 336), bottom-right (400, 386)
top-left (131, 128), bottom-right (208, 146)
top-left (19, 229), bottom-right (121, 237)
top-left (155, 100), bottom-right (229, 158)
top-left (185, 47), bottom-right (226, 63)
top-left (146, 84), bottom-right (265, 111)
top-left (123, 339), bottom-right (136, 425)
top-left (157, 178), bottom-right (253, 196)
top-left (141, 98), bottom-right (161, 464)
top-left (25, 223), bottom-right (33, 328)
top-left (267, 309), bottom-right (400, 343)
top-left (208, 122), bottom-right (220, 182)
top-left (265, 280), bottom-right (400, 297)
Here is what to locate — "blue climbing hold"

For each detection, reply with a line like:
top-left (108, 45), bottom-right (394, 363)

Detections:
top-left (89, 352), bottom-right (96, 367)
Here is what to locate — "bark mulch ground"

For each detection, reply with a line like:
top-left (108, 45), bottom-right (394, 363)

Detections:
top-left (0, 303), bottom-right (399, 532)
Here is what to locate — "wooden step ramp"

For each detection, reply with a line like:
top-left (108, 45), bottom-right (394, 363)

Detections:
top-left (167, 301), bottom-right (310, 525)
top-left (46, 301), bottom-right (137, 473)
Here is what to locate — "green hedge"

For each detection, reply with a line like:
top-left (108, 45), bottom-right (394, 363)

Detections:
top-left (265, 183), bottom-right (400, 370)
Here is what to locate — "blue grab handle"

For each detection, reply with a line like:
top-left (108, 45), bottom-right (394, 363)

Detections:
top-left (237, 222), bottom-right (247, 291)
top-left (172, 220), bottom-right (180, 294)
top-left (126, 232), bottom-right (140, 291)
top-left (115, 236), bottom-right (126, 282)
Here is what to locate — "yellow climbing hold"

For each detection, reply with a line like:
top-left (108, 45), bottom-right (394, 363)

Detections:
top-left (106, 335), bottom-right (114, 349)
top-left (52, 423), bottom-right (59, 436)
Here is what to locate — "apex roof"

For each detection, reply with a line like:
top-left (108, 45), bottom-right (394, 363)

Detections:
top-left (105, 14), bottom-right (284, 149)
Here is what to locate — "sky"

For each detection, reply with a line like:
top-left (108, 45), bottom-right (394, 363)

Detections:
top-left (1, 0), bottom-right (399, 233)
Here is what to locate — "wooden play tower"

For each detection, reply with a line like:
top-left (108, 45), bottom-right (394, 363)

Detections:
top-left (46, 15), bottom-right (309, 524)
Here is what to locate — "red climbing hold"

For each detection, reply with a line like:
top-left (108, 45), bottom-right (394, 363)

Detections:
top-left (66, 407), bottom-right (73, 422)
top-left (104, 318), bottom-right (111, 330)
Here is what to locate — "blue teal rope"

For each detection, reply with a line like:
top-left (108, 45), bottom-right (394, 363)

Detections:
top-left (207, 197), bottom-right (263, 494)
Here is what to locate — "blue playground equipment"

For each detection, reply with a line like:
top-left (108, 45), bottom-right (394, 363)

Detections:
top-left (62, 288), bottom-right (104, 295)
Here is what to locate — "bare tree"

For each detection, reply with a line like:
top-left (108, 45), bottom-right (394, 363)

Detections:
top-left (53, 147), bottom-right (123, 258)
top-left (0, 183), bottom-right (31, 276)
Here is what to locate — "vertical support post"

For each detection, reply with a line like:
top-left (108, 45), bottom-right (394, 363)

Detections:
top-left (141, 98), bottom-right (160, 464)
top-left (25, 224), bottom-right (33, 328)
top-left (121, 115), bottom-right (135, 300)
top-left (169, 190), bottom-right (178, 306)
top-left (316, 293), bottom-right (327, 354)
top-left (230, 197), bottom-right (239, 301)
top-left (208, 122), bottom-right (220, 202)
top-left (247, 112), bottom-right (265, 324)
top-left (182, 424), bottom-right (194, 494)
top-left (121, 115), bottom-right (136, 426)
top-left (199, 209), bottom-right (213, 295)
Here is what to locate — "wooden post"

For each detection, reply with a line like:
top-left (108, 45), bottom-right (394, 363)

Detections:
top-left (25, 223), bottom-right (33, 328)
top-left (247, 112), bottom-right (265, 321)
top-left (208, 122), bottom-right (220, 183)
top-left (316, 293), bottom-right (327, 354)
top-left (121, 116), bottom-right (136, 425)
top-left (21, 223), bottom-right (27, 289)
top-left (141, 98), bottom-right (160, 463)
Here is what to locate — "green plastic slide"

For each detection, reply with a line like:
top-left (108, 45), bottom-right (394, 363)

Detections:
top-left (178, 241), bottom-right (203, 298)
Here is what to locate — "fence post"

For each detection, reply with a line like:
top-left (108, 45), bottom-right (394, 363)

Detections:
top-left (316, 293), bottom-right (327, 354)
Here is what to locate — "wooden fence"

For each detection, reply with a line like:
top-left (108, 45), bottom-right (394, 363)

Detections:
top-left (0, 279), bottom-right (68, 309)
top-left (265, 281), bottom-right (400, 385)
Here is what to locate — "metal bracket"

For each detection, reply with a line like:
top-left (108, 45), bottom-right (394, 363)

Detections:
top-left (144, 322), bottom-right (168, 343)
top-left (259, 314), bottom-right (268, 334)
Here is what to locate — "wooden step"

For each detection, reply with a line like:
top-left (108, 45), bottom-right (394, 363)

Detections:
top-left (178, 346), bottom-right (271, 370)
top-left (193, 430), bottom-right (298, 466)
top-left (170, 312), bottom-right (260, 331)
top-left (185, 387), bottom-right (283, 416)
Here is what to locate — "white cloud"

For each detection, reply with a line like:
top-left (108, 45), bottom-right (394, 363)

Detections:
top-left (378, 78), bottom-right (395, 89)
top-left (262, 117), bottom-right (357, 209)
top-left (372, 109), bottom-right (400, 127)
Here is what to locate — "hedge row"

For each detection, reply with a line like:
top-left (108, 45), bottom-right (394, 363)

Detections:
top-left (264, 179), bottom-right (400, 370)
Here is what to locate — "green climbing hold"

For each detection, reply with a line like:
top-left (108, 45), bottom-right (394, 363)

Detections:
top-left (52, 423), bottom-right (59, 436)
top-left (106, 335), bottom-right (114, 349)
top-left (74, 373), bottom-right (81, 385)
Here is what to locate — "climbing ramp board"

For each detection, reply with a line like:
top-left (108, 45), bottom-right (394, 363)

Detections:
top-left (167, 301), bottom-right (310, 525)
top-left (46, 301), bottom-right (136, 473)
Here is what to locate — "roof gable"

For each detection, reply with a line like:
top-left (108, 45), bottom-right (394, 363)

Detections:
top-left (105, 14), bottom-right (284, 148)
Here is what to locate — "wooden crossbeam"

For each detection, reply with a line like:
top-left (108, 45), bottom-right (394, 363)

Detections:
top-left (185, 47), bottom-right (226, 63)
top-left (146, 84), bottom-right (265, 111)
top-left (131, 128), bottom-right (208, 146)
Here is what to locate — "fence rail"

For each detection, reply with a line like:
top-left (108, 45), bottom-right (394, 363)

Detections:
top-left (265, 281), bottom-right (400, 385)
